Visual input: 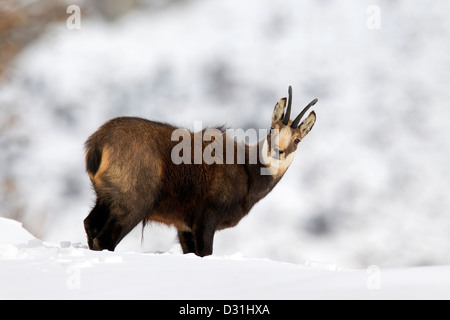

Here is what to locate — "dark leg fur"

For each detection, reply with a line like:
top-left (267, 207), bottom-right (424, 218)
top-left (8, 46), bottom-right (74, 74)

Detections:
top-left (84, 200), bottom-right (110, 249)
top-left (194, 228), bottom-right (215, 257)
top-left (178, 231), bottom-right (196, 254)
top-left (192, 213), bottom-right (217, 257)
top-left (92, 215), bottom-right (124, 251)
top-left (89, 202), bottom-right (150, 251)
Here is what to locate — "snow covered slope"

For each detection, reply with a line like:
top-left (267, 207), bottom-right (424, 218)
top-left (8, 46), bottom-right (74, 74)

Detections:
top-left (1, 217), bottom-right (449, 300)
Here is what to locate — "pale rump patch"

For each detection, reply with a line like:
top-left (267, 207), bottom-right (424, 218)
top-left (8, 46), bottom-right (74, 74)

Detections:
top-left (88, 146), bottom-right (134, 193)
top-left (86, 146), bottom-right (111, 183)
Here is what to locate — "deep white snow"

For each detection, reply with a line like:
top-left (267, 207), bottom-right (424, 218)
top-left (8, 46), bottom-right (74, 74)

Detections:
top-left (1, 217), bottom-right (449, 300)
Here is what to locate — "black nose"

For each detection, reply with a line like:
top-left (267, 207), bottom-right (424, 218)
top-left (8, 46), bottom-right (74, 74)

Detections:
top-left (274, 148), bottom-right (285, 155)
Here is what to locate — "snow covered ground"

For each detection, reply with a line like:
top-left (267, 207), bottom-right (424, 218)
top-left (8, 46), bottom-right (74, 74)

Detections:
top-left (1, 217), bottom-right (449, 300)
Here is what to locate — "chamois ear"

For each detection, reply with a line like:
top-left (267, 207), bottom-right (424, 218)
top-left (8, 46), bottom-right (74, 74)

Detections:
top-left (272, 97), bottom-right (287, 123)
top-left (298, 111), bottom-right (316, 138)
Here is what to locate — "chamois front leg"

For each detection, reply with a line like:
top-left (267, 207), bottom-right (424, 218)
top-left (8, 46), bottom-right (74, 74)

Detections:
top-left (192, 212), bottom-right (218, 257)
top-left (177, 230), bottom-right (196, 254)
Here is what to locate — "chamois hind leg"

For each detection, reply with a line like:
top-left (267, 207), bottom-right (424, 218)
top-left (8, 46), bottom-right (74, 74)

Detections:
top-left (91, 203), bottom-right (147, 251)
top-left (84, 199), bottom-right (110, 249)
top-left (177, 230), bottom-right (196, 254)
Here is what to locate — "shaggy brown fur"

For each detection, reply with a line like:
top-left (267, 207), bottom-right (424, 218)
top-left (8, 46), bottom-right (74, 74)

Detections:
top-left (84, 88), bottom-right (317, 256)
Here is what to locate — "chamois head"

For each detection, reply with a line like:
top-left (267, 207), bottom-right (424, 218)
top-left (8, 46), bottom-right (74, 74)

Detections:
top-left (263, 86), bottom-right (317, 176)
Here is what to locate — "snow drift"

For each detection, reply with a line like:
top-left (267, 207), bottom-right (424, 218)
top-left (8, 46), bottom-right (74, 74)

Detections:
top-left (1, 217), bottom-right (449, 300)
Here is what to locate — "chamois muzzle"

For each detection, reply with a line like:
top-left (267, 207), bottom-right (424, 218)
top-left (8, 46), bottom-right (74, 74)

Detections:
top-left (291, 98), bottom-right (319, 128)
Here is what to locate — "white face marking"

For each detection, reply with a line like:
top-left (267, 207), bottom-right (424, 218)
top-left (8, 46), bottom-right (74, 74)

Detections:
top-left (276, 127), bottom-right (293, 155)
top-left (261, 137), bottom-right (295, 178)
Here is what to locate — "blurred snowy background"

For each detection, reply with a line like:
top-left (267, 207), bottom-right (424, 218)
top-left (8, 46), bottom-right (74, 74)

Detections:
top-left (1, 0), bottom-right (449, 268)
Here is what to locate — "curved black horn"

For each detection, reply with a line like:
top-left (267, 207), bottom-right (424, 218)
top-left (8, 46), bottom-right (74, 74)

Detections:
top-left (291, 98), bottom-right (318, 128)
top-left (282, 86), bottom-right (293, 125)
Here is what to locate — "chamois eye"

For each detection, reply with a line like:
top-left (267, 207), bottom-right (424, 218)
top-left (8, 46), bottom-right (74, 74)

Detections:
top-left (294, 138), bottom-right (300, 145)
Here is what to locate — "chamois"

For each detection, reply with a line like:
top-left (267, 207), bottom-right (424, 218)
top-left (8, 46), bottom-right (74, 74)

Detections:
top-left (84, 86), bottom-right (317, 256)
